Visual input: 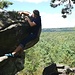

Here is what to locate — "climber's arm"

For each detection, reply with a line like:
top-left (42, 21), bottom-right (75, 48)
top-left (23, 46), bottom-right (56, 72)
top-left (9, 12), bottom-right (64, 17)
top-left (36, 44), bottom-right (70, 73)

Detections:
top-left (25, 16), bottom-right (36, 27)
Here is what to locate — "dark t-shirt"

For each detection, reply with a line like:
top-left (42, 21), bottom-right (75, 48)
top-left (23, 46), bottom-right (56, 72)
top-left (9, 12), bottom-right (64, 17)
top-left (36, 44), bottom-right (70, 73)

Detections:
top-left (29, 16), bottom-right (41, 35)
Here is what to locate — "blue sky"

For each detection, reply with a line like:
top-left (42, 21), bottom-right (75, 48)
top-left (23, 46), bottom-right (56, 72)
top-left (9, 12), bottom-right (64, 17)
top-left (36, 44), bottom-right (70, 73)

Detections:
top-left (6, 0), bottom-right (75, 28)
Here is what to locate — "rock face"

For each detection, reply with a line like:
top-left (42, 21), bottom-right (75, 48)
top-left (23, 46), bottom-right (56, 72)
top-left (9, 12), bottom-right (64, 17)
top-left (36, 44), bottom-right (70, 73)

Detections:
top-left (0, 11), bottom-right (41, 75)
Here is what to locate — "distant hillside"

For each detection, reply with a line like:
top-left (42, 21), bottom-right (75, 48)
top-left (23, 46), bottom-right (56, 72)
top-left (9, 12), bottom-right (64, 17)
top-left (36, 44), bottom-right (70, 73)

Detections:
top-left (42, 27), bottom-right (75, 32)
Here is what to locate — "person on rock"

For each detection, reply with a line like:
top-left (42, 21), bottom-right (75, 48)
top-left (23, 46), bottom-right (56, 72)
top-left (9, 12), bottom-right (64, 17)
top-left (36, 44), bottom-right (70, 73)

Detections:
top-left (0, 9), bottom-right (42, 62)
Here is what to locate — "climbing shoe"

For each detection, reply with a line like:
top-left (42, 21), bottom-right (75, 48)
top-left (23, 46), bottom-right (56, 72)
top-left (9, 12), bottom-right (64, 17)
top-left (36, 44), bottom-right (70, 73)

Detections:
top-left (5, 53), bottom-right (14, 57)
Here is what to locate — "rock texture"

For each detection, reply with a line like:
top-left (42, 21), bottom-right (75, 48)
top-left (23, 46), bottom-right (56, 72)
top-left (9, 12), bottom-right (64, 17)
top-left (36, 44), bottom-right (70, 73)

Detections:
top-left (0, 11), bottom-right (41, 75)
top-left (42, 63), bottom-right (75, 75)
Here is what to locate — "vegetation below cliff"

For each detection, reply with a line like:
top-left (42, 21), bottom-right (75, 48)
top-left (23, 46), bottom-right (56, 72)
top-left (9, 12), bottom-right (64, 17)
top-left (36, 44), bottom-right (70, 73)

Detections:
top-left (19, 30), bottom-right (75, 75)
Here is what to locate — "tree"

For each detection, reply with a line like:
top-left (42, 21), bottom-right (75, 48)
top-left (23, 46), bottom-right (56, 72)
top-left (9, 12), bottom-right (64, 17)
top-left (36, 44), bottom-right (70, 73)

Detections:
top-left (0, 0), bottom-right (13, 9)
top-left (50, 0), bottom-right (75, 18)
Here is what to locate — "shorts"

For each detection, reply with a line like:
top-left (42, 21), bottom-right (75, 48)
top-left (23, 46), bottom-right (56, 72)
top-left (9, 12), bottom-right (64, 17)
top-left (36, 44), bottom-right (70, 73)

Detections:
top-left (20, 33), bottom-right (37, 49)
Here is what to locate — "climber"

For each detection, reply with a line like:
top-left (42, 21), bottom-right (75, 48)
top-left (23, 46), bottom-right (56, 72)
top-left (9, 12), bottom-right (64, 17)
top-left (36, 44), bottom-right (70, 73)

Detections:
top-left (0, 9), bottom-right (42, 62)
top-left (6, 9), bottom-right (41, 56)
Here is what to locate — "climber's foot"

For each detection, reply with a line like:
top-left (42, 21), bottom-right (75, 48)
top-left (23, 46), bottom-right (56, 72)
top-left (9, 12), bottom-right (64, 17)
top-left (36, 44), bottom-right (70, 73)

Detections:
top-left (0, 56), bottom-right (8, 62)
top-left (5, 53), bottom-right (14, 57)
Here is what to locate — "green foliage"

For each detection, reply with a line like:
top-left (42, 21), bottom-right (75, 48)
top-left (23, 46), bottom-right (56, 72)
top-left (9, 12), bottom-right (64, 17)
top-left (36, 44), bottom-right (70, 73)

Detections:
top-left (0, 0), bottom-right (13, 9)
top-left (19, 31), bottom-right (75, 75)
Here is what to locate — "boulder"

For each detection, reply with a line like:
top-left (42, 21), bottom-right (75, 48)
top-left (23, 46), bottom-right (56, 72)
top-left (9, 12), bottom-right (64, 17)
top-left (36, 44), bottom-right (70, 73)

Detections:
top-left (0, 11), bottom-right (41, 75)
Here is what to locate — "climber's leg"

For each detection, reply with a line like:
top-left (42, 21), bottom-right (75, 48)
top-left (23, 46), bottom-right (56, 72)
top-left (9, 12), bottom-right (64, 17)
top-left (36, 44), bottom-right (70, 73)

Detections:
top-left (0, 33), bottom-right (37, 62)
top-left (5, 33), bottom-right (36, 57)
top-left (12, 33), bottom-right (37, 55)
top-left (12, 45), bottom-right (23, 55)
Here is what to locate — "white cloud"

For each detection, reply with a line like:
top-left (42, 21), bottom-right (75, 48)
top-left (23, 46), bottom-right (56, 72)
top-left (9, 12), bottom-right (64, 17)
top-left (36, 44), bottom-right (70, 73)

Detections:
top-left (41, 12), bottom-right (75, 28)
top-left (15, 0), bottom-right (48, 3)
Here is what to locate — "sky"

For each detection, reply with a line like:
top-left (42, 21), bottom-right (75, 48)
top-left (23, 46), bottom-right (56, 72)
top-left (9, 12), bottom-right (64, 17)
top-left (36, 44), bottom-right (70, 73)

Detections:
top-left (6, 0), bottom-right (75, 28)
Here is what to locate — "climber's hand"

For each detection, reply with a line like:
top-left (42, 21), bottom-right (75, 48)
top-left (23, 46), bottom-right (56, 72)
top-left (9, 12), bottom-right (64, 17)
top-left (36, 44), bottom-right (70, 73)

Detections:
top-left (25, 16), bottom-right (29, 21)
